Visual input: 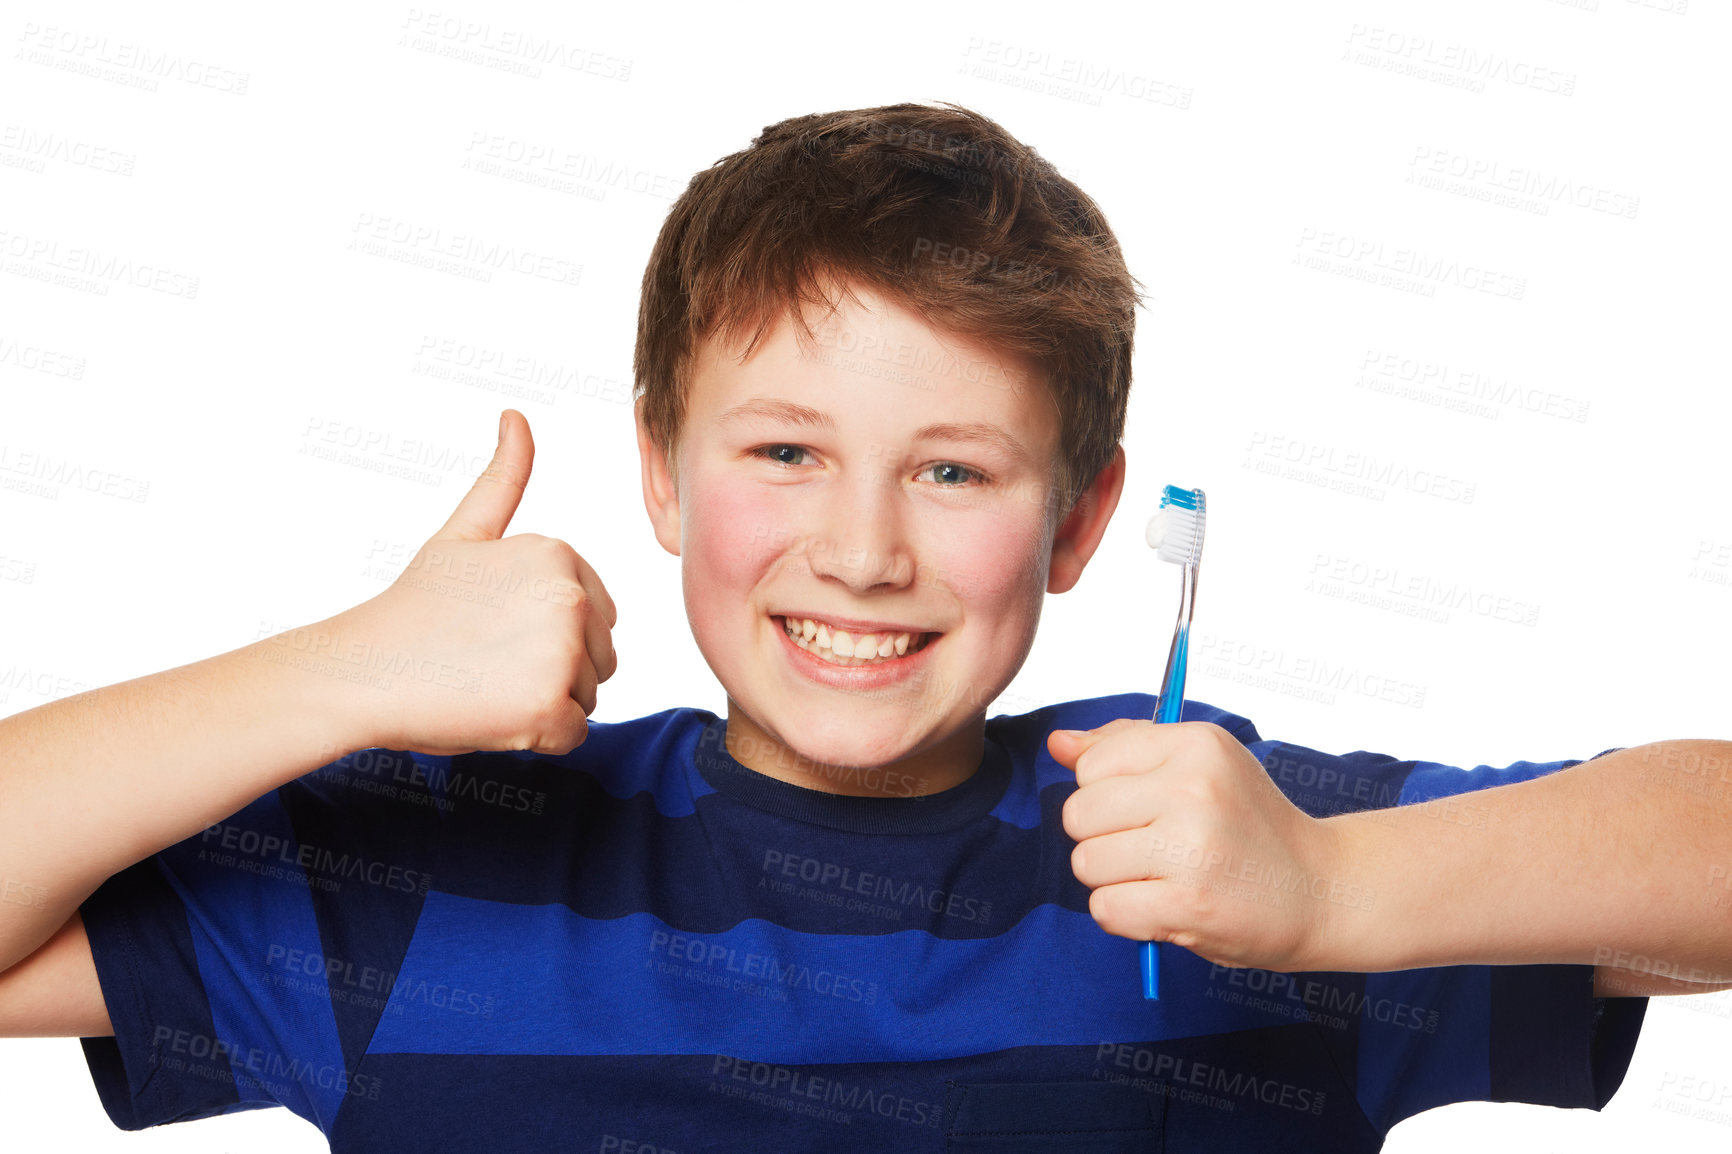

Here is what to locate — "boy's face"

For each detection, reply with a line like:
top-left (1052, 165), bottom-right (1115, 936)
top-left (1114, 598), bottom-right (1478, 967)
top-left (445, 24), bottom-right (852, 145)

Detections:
top-left (637, 281), bottom-right (1123, 794)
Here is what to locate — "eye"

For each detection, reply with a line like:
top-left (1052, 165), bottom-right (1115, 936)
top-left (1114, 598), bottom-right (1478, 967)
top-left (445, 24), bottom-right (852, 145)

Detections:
top-left (918, 462), bottom-right (984, 486)
top-left (750, 444), bottom-right (809, 467)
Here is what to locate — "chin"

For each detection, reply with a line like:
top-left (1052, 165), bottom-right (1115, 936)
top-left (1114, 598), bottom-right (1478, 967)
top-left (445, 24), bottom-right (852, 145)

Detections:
top-left (786, 715), bottom-right (913, 771)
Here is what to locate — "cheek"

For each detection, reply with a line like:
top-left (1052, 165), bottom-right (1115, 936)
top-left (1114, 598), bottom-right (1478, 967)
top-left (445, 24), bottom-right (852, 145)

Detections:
top-left (681, 479), bottom-right (792, 621)
top-left (922, 507), bottom-right (1051, 613)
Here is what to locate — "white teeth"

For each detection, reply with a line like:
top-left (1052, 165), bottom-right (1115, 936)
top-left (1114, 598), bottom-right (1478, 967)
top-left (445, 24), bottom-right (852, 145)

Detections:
top-left (779, 616), bottom-right (926, 667)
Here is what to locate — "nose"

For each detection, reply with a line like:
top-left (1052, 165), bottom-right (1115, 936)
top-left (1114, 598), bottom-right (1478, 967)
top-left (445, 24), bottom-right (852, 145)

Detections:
top-left (804, 445), bottom-right (916, 594)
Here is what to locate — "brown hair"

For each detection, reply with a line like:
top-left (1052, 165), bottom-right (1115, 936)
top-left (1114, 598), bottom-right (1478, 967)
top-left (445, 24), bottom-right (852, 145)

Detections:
top-left (633, 101), bottom-right (1143, 513)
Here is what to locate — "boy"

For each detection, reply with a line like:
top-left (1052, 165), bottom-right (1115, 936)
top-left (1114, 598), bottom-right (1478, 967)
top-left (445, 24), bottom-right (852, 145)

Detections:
top-left (0, 102), bottom-right (1725, 1152)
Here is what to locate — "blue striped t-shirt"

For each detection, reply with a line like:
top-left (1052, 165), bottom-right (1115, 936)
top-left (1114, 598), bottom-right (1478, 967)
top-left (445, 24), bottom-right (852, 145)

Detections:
top-left (76, 692), bottom-right (1645, 1152)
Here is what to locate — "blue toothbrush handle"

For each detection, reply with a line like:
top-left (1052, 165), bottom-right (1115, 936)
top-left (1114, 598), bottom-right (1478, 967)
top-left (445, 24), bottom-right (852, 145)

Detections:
top-left (1155, 653), bottom-right (1187, 726)
top-left (1140, 941), bottom-right (1160, 1000)
top-left (1143, 632), bottom-right (1190, 1000)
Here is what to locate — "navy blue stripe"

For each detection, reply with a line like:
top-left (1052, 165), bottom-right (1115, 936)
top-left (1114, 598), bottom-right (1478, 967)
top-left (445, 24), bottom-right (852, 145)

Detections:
top-left (278, 763), bottom-right (442, 1077)
top-left (1489, 964), bottom-right (1645, 1110)
top-left (1251, 742), bottom-right (1416, 819)
top-left (414, 753), bottom-right (1087, 940)
top-left (335, 1031), bottom-right (1378, 1154)
top-left (693, 718), bottom-right (1014, 833)
top-left (79, 857), bottom-right (242, 1128)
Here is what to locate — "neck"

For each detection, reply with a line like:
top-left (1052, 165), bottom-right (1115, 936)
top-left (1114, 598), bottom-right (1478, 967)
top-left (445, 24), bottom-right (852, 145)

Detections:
top-left (721, 700), bottom-right (986, 798)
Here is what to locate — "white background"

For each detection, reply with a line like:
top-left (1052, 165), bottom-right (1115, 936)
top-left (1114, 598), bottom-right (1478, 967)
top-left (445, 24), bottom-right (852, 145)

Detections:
top-left (2, 0), bottom-right (1729, 1150)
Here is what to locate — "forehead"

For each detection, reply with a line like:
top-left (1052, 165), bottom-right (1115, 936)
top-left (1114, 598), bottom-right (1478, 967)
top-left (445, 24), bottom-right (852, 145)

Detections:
top-left (685, 282), bottom-right (1057, 452)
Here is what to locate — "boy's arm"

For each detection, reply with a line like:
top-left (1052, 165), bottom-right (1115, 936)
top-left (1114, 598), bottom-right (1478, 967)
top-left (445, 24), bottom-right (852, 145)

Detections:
top-left (0, 912), bottom-right (110, 1036)
top-left (1052, 721), bottom-right (1732, 993)
top-left (0, 620), bottom-right (377, 981)
top-left (1321, 739), bottom-right (1732, 994)
top-left (0, 411), bottom-right (614, 1013)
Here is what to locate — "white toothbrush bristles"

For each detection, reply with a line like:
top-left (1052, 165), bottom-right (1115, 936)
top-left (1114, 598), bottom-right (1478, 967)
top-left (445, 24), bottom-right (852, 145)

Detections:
top-left (1146, 504), bottom-right (1204, 567)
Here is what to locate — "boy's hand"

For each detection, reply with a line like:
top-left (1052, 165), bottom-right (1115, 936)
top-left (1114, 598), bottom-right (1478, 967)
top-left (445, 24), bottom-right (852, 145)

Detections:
top-left (333, 410), bottom-right (618, 757)
top-left (1049, 720), bottom-right (1347, 973)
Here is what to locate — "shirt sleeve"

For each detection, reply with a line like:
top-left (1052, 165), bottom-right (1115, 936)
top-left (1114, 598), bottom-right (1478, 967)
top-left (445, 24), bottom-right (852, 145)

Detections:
top-left (1239, 733), bottom-right (1646, 1132)
top-left (77, 750), bottom-right (446, 1134)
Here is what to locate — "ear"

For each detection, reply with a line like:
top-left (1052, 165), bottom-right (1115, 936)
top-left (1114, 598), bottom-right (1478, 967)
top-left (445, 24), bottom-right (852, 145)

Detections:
top-left (1046, 444), bottom-right (1125, 594)
top-left (636, 399), bottom-right (681, 557)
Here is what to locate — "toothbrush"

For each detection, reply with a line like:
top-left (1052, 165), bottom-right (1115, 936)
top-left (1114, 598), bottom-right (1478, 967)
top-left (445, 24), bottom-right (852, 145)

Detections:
top-left (1140, 484), bottom-right (1206, 1000)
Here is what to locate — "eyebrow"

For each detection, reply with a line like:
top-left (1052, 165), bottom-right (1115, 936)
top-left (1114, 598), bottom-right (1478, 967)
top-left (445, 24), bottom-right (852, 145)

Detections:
top-left (718, 398), bottom-right (836, 433)
top-left (717, 398), bottom-right (1034, 466)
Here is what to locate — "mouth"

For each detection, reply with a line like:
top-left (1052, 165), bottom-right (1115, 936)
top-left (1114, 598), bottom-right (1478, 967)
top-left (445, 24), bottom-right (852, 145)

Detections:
top-left (773, 614), bottom-right (938, 668)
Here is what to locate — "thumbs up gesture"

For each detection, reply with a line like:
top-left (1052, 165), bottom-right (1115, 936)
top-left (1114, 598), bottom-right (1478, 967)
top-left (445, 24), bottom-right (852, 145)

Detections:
top-left (337, 410), bottom-right (618, 757)
top-left (1051, 719), bottom-right (1343, 973)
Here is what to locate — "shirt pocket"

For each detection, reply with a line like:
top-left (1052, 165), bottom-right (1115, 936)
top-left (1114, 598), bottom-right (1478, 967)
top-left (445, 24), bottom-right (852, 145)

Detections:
top-left (943, 1079), bottom-right (1164, 1152)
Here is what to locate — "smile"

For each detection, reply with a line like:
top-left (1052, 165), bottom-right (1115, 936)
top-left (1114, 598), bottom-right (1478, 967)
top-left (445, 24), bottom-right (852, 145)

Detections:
top-left (773, 615), bottom-right (936, 668)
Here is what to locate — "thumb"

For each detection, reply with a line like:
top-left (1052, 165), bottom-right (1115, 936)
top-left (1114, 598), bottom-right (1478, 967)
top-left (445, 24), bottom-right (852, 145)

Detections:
top-left (1047, 718), bottom-right (1143, 769)
top-left (436, 409), bottom-right (533, 541)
